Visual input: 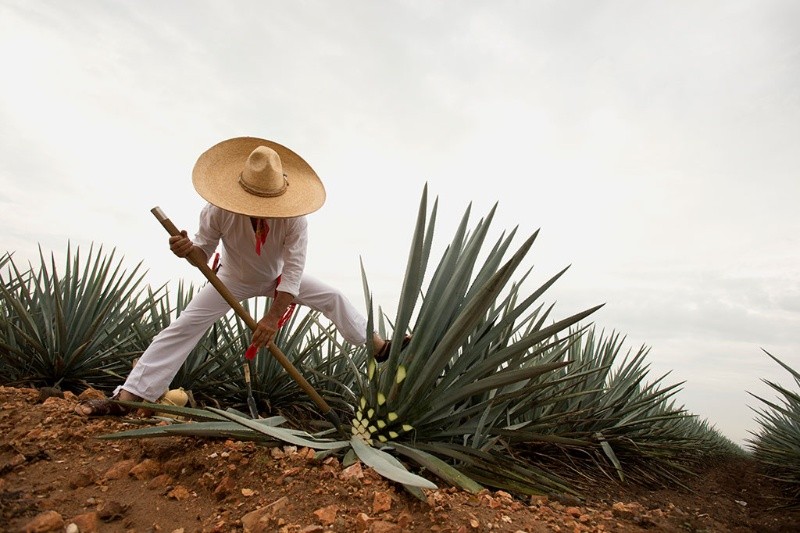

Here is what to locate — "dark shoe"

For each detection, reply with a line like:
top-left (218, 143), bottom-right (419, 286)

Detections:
top-left (74, 396), bottom-right (131, 417)
top-left (374, 335), bottom-right (411, 363)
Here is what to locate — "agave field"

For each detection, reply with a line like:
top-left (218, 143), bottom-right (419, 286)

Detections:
top-left (1, 187), bottom-right (797, 507)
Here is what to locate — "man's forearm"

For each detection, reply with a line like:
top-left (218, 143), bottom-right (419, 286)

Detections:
top-left (266, 291), bottom-right (295, 321)
top-left (191, 246), bottom-right (209, 265)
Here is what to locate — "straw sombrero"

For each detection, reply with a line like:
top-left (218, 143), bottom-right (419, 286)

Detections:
top-left (192, 137), bottom-right (326, 218)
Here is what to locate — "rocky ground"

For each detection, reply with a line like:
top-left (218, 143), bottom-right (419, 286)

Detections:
top-left (1, 385), bottom-right (799, 532)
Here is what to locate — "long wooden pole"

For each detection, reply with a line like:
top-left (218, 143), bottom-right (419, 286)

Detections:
top-left (151, 206), bottom-right (342, 431)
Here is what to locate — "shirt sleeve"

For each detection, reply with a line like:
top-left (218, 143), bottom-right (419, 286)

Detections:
top-left (276, 216), bottom-right (308, 297)
top-left (192, 203), bottom-right (222, 260)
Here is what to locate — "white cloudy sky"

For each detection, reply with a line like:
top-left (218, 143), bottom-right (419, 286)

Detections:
top-left (1, 0), bottom-right (798, 446)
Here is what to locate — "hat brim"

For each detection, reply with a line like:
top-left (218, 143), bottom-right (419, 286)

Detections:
top-left (192, 137), bottom-right (326, 218)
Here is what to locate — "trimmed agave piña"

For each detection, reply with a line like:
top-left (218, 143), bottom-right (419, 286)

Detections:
top-left (0, 244), bottom-right (163, 392)
top-left (748, 350), bottom-right (800, 505)
top-left (102, 186), bottom-right (602, 496)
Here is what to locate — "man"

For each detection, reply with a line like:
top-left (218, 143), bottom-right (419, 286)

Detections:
top-left (76, 137), bottom-right (396, 416)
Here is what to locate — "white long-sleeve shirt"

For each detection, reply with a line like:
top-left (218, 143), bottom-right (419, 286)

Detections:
top-left (192, 203), bottom-right (308, 296)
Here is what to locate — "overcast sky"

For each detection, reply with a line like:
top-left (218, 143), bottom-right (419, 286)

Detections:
top-left (2, 0), bottom-right (798, 446)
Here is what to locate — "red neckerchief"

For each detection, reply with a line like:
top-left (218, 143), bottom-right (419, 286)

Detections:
top-left (254, 218), bottom-right (269, 255)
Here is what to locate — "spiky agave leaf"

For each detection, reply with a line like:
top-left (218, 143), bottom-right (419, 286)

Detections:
top-left (208, 407), bottom-right (350, 450)
top-left (102, 401), bottom-right (353, 449)
top-left (111, 400), bottom-right (235, 421)
top-left (350, 437), bottom-right (437, 490)
top-left (98, 408), bottom-right (287, 442)
top-left (391, 442), bottom-right (484, 494)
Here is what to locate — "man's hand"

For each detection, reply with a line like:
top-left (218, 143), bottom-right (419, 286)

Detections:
top-left (252, 315), bottom-right (280, 349)
top-left (251, 291), bottom-right (295, 348)
top-left (169, 230), bottom-right (194, 258)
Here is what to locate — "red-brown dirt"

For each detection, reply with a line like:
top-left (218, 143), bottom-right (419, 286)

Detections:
top-left (2, 386), bottom-right (799, 532)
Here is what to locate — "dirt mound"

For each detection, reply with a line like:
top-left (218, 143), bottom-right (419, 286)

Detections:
top-left (1, 386), bottom-right (798, 532)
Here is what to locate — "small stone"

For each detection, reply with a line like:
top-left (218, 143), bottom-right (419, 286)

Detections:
top-left (68, 469), bottom-right (97, 489)
top-left (299, 526), bottom-right (324, 533)
top-left (529, 494), bottom-right (549, 506)
top-left (340, 462), bottom-right (364, 480)
top-left (147, 474), bottom-right (174, 490)
top-left (167, 485), bottom-right (192, 500)
top-left (371, 520), bottom-right (401, 533)
top-left (130, 458), bottom-right (162, 480)
top-left (38, 387), bottom-right (64, 402)
top-left (373, 490), bottom-right (392, 513)
top-left (355, 512), bottom-right (371, 532)
top-left (78, 388), bottom-right (106, 401)
top-left (397, 512), bottom-right (413, 529)
top-left (103, 459), bottom-right (136, 480)
top-left (22, 510), bottom-right (64, 532)
top-left (213, 475), bottom-right (236, 499)
top-left (611, 501), bottom-right (644, 520)
top-left (97, 500), bottom-right (128, 521)
top-left (313, 504), bottom-right (338, 525)
top-left (270, 447), bottom-right (285, 459)
top-left (241, 496), bottom-right (290, 532)
top-left (68, 512), bottom-right (100, 533)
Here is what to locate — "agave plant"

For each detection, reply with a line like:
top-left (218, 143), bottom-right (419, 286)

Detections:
top-left (345, 188), bottom-right (603, 495)
top-left (103, 186), bottom-right (604, 496)
top-left (500, 329), bottom-right (715, 490)
top-left (0, 252), bottom-right (18, 383)
top-left (0, 244), bottom-right (164, 392)
top-left (748, 350), bottom-right (800, 505)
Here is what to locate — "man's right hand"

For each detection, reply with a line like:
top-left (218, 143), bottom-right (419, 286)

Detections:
top-left (169, 230), bottom-right (194, 258)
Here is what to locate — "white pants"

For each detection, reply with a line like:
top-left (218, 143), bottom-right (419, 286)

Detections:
top-left (117, 273), bottom-right (367, 401)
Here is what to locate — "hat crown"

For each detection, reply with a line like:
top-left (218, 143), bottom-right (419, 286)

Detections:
top-left (239, 146), bottom-right (288, 197)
